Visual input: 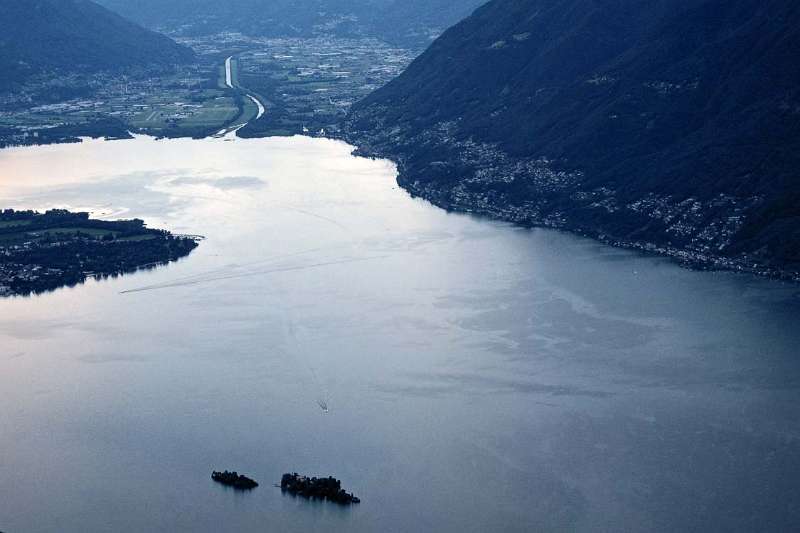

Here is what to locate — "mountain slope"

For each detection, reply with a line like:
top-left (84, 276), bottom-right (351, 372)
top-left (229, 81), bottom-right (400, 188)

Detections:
top-left (0, 0), bottom-right (194, 88)
top-left (96, 0), bottom-right (486, 48)
top-left (345, 0), bottom-right (800, 278)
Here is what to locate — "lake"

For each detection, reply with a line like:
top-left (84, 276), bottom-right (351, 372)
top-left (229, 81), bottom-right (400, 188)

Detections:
top-left (1, 134), bottom-right (799, 532)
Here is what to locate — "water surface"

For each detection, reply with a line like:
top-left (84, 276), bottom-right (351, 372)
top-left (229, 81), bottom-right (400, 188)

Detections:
top-left (1, 135), bottom-right (799, 532)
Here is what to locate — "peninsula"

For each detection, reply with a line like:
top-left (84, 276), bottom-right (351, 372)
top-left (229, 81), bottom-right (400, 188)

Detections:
top-left (0, 209), bottom-right (199, 297)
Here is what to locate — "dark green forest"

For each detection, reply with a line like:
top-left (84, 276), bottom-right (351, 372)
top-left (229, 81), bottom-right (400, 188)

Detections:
top-left (346, 0), bottom-right (800, 274)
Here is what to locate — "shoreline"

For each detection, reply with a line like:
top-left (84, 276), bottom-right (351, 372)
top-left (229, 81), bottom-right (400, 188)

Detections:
top-left (2, 130), bottom-right (796, 285)
top-left (0, 209), bottom-right (200, 298)
top-left (346, 139), bottom-right (800, 285)
top-left (399, 179), bottom-right (800, 284)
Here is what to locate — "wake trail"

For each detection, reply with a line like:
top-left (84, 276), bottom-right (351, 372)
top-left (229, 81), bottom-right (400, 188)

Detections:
top-left (287, 319), bottom-right (331, 414)
top-left (279, 205), bottom-right (349, 232)
top-left (132, 246), bottom-right (333, 287)
top-left (118, 244), bottom-right (357, 291)
top-left (120, 255), bottom-right (387, 294)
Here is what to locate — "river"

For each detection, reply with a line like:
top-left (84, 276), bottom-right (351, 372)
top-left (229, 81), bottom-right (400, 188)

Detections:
top-left (0, 134), bottom-right (799, 532)
top-left (225, 55), bottom-right (266, 121)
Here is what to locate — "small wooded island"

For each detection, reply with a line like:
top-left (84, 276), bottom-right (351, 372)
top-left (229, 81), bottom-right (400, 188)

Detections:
top-left (281, 473), bottom-right (361, 505)
top-left (0, 209), bottom-right (199, 297)
top-left (211, 471), bottom-right (259, 490)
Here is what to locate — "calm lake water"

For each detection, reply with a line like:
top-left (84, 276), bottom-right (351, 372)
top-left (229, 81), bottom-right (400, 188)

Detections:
top-left (0, 135), bottom-right (799, 532)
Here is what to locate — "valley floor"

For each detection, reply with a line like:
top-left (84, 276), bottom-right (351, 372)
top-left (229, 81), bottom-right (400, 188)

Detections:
top-left (0, 34), bottom-right (414, 148)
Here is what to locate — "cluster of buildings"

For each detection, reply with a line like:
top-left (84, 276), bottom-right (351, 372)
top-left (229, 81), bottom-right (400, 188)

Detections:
top-left (236, 36), bottom-right (415, 134)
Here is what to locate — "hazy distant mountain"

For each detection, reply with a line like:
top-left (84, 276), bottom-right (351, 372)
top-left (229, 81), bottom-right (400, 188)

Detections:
top-left (0, 0), bottom-right (194, 88)
top-left (345, 0), bottom-right (800, 277)
top-left (95, 0), bottom-right (487, 47)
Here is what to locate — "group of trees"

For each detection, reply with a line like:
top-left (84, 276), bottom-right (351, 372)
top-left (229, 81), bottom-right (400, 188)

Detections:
top-left (0, 209), bottom-right (199, 296)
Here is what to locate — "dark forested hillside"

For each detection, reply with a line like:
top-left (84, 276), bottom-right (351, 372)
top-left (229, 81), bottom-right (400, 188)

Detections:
top-left (345, 0), bottom-right (800, 278)
top-left (96, 0), bottom-right (486, 48)
top-left (0, 0), bottom-right (194, 88)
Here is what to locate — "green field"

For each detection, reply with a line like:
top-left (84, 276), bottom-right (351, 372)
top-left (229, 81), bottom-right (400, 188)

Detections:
top-left (128, 94), bottom-right (239, 131)
top-left (0, 227), bottom-right (120, 245)
top-left (0, 220), bottom-right (33, 229)
top-left (218, 64), bottom-right (228, 89)
top-left (117, 234), bottom-right (159, 242)
top-left (40, 227), bottom-right (117, 237)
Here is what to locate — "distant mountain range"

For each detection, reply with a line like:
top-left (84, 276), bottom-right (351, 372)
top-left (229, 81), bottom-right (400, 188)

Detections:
top-left (345, 0), bottom-right (800, 278)
top-left (0, 0), bottom-right (194, 89)
top-left (95, 0), bottom-right (487, 48)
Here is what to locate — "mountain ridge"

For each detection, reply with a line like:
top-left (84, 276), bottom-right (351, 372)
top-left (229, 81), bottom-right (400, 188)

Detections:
top-left (344, 0), bottom-right (800, 279)
top-left (95, 0), bottom-right (487, 48)
top-left (0, 0), bottom-right (194, 89)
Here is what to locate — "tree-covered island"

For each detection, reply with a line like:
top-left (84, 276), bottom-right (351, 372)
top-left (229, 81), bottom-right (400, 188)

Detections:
top-left (0, 209), bottom-right (199, 297)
